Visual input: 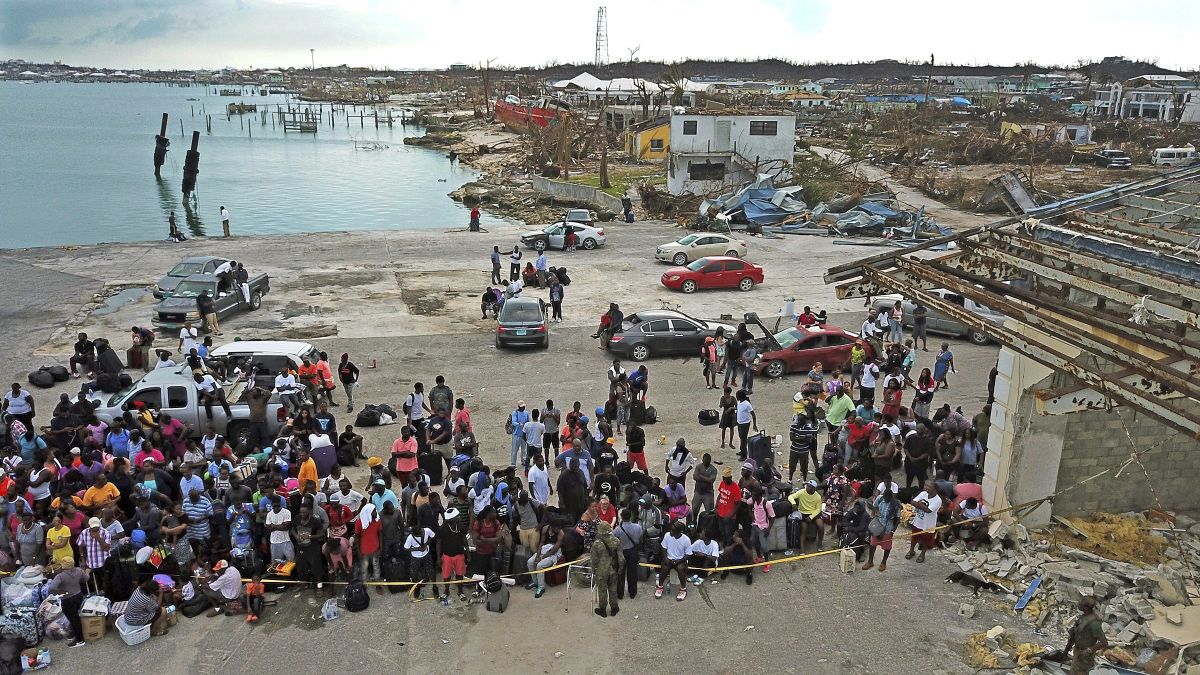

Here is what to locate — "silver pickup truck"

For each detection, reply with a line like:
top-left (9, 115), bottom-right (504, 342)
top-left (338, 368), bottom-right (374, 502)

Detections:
top-left (87, 364), bottom-right (285, 447)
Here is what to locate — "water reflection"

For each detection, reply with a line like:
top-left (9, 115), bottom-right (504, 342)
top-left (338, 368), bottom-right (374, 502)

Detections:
top-left (181, 193), bottom-right (206, 238)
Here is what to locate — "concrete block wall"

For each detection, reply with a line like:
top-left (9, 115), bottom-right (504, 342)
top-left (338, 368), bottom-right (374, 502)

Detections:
top-left (530, 176), bottom-right (624, 214)
top-left (1053, 408), bottom-right (1200, 517)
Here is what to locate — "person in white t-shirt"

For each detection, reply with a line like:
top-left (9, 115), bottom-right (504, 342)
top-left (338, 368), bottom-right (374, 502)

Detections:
top-left (686, 531), bottom-right (720, 585)
top-left (193, 372), bottom-right (230, 420)
top-left (655, 520), bottom-right (692, 601)
top-left (274, 370), bottom-right (302, 414)
top-left (906, 480), bottom-right (943, 563)
top-left (264, 498), bottom-right (294, 561)
top-left (527, 454), bottom-right (551, 504)
top-left (178, 321), bottom-right (199, 355)
top-left (405, 526), bottom-right (436, 599)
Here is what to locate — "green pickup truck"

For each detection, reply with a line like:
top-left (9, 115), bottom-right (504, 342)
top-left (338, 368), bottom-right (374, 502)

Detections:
top-left (151, 272), bottom-right (270, 333)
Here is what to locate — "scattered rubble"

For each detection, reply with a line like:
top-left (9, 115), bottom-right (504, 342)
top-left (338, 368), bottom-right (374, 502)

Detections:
top-left (948, 511), bottom-right (1198, 673)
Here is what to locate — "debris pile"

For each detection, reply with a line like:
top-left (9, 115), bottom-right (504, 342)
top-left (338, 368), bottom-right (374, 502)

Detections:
top-left (949, 511), bottom-right (1198, 674)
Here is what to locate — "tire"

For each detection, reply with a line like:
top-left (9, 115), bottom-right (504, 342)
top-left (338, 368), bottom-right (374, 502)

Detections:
top-left (630, 343), bottom-right (650, 362)
top-left (765, 360), bottom-right (786, 379)
top-left (967, 329), bottom-right (991, 346)
top-left (541, 336), bottom-right (550, 349)
top-left (581, 238), bottom-right (597, 250)
top-left (495, 336), bottom-right (504, 350)
top-left (738, 277), bottom-right (754, 291)
top-left (534, 239), bottom-right (546, 252)
top-left (672, 252), bottom-right (688, 266)
top-left (725, 249), bottom-right (740, 258)
top-left (226, 421), bottom-right (251, 449)
top-left (250, 291), bottom-right (263, 311)
top-left (680, 280), bottom-right (697, 294)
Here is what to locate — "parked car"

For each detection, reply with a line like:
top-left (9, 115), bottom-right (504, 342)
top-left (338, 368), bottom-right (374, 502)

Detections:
top-left (1093, 149), bottom-right (1132, 169)
top-left (754, 325), bottom-right (869, 379)
top-left (564, 208), bottom-right (596, 227)
top-left (153, 255), bottom-right (228, 299)
top-left (519, 221), bottom-right (607, 252)
top-left (870, 290), bottom-right (1006, 345)
top-left (151, 272), bottom-right (270, 333)
top-left (85, 365), bottom-right (286, 448)
top-left (655, 233), bottom-right (748, 266)
top-left (496, 296), bottom-right (549, 349)
top-left (661, 256), bottom-right (764, 294)
top-left (606, 310), bottom-right (736, 362)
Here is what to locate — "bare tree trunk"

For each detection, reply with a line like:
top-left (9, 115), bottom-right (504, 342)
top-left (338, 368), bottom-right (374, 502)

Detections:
top-left (600, 142), bottom-right (611, 189)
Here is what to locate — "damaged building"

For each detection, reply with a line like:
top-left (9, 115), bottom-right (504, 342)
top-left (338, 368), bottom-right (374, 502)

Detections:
top-left (826, 166), bottom-right (1200, 527)
top-left (667, 111), bottom-right (796, 196)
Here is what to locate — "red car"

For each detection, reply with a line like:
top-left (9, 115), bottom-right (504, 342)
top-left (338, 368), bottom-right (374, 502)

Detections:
top-left (660, 256), bottom-right (764, 294)
top-left (755, 325), bottom-right (871, 379)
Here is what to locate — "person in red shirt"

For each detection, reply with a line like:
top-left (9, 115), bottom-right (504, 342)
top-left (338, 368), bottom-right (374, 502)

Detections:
top-left (316, 352), bottom-right (338, 408)
top-left (715, 467), bottom-right (740, 541)
top-left (354, 503), bottom-right (382, 588)
top-left (797, 306), bottom-right (818, 327)
top-left (846, 416), bottom-right (875, 460)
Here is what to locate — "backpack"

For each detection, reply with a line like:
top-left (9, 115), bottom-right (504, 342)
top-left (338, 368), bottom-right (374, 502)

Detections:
top-left (344, 574), bottom-right (370, 612)
top-left (504, 412), bottom-right (515, 435)
top-left (644, 405), bottom-right (658, 424)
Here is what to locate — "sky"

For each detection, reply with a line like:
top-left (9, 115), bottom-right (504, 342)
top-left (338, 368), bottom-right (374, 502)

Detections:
top-left (2, 0), bottom-right (1198, 72)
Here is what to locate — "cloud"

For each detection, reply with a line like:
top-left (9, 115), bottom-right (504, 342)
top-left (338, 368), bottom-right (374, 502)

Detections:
top-left (1, 0), bottom-right (1197, 71)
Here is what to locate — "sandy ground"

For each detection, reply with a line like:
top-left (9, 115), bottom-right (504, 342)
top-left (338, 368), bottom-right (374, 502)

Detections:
top-left (2, 215), bottom-right (1019, 673)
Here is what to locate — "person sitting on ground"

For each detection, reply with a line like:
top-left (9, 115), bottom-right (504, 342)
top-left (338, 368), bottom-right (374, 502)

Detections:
top-left (521, 262), bottom-right (539, 288)
top-left (655, 519), bottom-right (692, 602)
top-left (719, 529), bottom-right (755, 586)
top-left (481, 287), bottom-right (501, 319)
top-left (123, 579), bottom-right (171, 636)
top-left (687, 529), bottom-right (719, 586)
top-left (948, 496), bottom-right (989, 550)
top-left (243, 574), bottom-right (265, 623)
top-left (787, 480), bottom-right (825, 552)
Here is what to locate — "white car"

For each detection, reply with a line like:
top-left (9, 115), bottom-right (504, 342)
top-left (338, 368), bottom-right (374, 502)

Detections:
top-left (520, 221), bottom-right (607, 252)
top-left (655, 233), bottom-right (748, 266)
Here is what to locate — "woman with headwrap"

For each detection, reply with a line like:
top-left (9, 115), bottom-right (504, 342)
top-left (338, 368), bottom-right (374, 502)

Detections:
top-left (665, 438), bottom-right (696, 488)
top-left (590, 521), bottom-right (625, 617)
top-left (556, 458), bottom-right (588, 522)
top-left (468, 470), bottom-right (493, 517)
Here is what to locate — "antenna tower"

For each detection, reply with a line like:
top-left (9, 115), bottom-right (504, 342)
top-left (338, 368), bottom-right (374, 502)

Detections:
top-left (594, 7), bottom-right (609, 66)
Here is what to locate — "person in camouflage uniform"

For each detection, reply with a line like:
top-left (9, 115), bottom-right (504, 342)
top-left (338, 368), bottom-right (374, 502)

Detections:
top-left (1065, 596), bottom-right (1108, 675)
top-left (590, 521), bottom-right (625, 617)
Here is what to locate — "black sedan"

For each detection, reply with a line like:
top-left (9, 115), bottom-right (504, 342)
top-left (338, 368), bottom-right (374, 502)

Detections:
top-left (496, 296), bottom-right (549, 349)
top-left (606, 310), bottom-right (735, 362)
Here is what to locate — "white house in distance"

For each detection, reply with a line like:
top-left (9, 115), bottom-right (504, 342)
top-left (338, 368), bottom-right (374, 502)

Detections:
top-left (1091, 74), bottom-right (1200, 122)
top-left (667, 111), bottom-right (796, 196)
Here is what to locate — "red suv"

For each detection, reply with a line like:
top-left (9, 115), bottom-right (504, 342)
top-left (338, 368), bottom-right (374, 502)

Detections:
top-left (661, 256), bottom-right (764, 293)
top-left (755, 325), bottom-right (870, 379)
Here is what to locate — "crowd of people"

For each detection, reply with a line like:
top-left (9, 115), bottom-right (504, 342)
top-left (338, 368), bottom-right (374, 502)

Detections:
top-left (0, 293), bottom-right (996, 650)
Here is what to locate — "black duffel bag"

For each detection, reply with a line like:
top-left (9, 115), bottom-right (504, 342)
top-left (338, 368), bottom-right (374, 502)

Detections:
top-left (697, 409), bottom-right (720, 426)
top-left (27, 369), bottom-right (54, 389)
top-left (355, 405), bottom-right (381, 427)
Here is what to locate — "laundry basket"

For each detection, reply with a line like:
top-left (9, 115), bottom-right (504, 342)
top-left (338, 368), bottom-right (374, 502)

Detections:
top-left (115, 616), bottom-right (152, 646)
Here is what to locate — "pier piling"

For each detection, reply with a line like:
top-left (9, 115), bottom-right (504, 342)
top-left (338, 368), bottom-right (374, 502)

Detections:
top-left (153, 113), bottom-right (170, 177)
top-left (181, 131), bottom-right (201, 199)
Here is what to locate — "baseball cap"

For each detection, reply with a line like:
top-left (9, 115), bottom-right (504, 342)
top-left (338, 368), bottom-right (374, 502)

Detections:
top-left (88, 517), bottom-right (101, 528)
top-left (213, 560), bottom-right (228, 572)
top-left (794, 392), bottom-right (805, 403)
top-left (444, 508), bottom-right (460, 521)
top-left (705, 336), bottom-right (714, 343)
top-left (517, 400), bottom-right (526, 408)
top-left (367, 457), bottom-right (382, 467)
top-left (722, 467), bottom-right (733, 478)
top-left (70, 447), bottom-right (81, 455)
top-left (741, 461), bottom-right (754, 472)
top-left (373, 479), bottom-right (386, 487)
top-left (606, 437), bottom-right (615, 444)
top-left (807, 479), bottom-right (818, 488)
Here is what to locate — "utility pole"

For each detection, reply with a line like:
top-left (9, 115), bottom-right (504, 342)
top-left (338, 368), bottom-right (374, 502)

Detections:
top-left (310, 49), bottom-right (315, 71)
top-left (923, 53), bottom-right (934, 106)
top-left (483, 57), bottom-right (496, 115)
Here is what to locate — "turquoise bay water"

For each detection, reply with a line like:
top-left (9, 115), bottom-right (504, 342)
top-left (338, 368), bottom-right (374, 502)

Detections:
top-left (0, 82), bottom-right (508, 248)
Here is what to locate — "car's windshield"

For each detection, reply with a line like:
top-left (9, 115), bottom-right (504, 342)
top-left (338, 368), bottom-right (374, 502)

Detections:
top-left (685, 258), bottom-right (710, 271)
top-left (774, 328), bottom-right (804, 349)
top-left (107, 382), bottom-right (140, 408)
top-left (676, 235), bottom-right (699, 245)
top-left (500, 302), bottom-right (543, 323)
top-left (168, 262), bottom-right (205, 277)
top-left (171, 280), bottom-right (212, 298)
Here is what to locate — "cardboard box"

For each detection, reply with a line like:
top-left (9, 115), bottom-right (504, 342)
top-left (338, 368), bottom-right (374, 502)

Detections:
top-left (82, 615), bottom-right (106, 642)
top-left (839, 548), bottom-right (856, 573)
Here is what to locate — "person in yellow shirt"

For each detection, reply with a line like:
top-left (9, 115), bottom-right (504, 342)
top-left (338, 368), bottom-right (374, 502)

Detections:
top-left (45, 514), bottom-right (75, 572)
top-left (82, 474), bottom-right (120, 513)
top-left (786, 480), bottom-right (825, 552)
top-left (297, 447), bottom-right (318, 495)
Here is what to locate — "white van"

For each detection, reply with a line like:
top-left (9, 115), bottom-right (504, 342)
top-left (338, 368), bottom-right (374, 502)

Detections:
top-left (1151, 145), bottom-right (1197, 167)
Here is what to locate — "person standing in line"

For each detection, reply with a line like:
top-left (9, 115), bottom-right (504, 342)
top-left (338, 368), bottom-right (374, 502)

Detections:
top-left (888, 300), bottom-right (904, 345)
top-left (509, 245), bottom-right (522, 282)
top-left (591, 521), bottom-right (625, 617)
top-left (549, 276), bottom-right (564, 322)
top-left (337, 353), bottom-right (360, 413)
top-left (405, 383), bottom-right (432, 452)
top-left (933, 343), bottom-right (956, 389)
top-left (912, 303), bottom-right (929, 351)
top-left (540, 400), bottom-right (561, 463)
top-left (220, 206), bottom-right (231, 237)
top-left (508, 401), bottom-right (530, 469)
top-left (735, 390), bottom-right (757, 460)
top-left (522, 409), bottom-right (545, 472)
top-left (489, 246), bottom-right (502, 285)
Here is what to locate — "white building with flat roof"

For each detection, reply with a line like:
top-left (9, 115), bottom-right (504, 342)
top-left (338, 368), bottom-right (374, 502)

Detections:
top-left (667, 112), bottom-right (796, 195)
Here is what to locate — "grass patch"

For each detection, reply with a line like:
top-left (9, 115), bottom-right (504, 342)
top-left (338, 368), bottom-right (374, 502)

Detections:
top-left (568, 166), bottom-right (664, 198)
